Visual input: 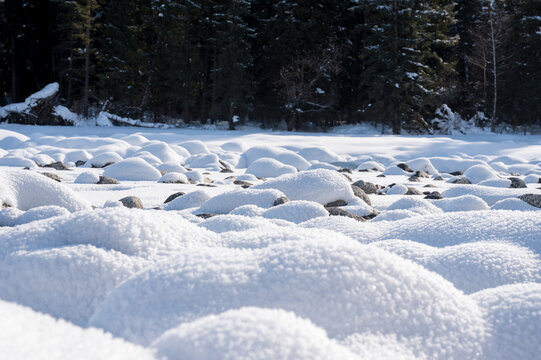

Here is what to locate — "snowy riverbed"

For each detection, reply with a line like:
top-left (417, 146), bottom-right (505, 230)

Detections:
top-left (0, 124), bottom-right (540, 359)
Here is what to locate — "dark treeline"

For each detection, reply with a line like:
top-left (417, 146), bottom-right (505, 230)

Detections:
top-left (0, 0), bottom-right (540, 133)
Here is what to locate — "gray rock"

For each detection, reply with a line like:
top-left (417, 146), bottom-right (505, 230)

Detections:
top-left (449, 171), bottom-right (464, 176)
top-left (119, 196), bottom-right (144, 209)
top-left (326, 207), bottom-right (365, 222)
top-left (405, 187), bottom-right (423, 195)
top-left (338, 168), bottom-right (353, 174)
top-left (41, 172), bottom-right (61, 182)
top-left (273, 196), bottom-right (290, 206)
top-left (234, 180), bottom-right (253, 187)
top-left (415, 170), bottom-right (430, 178)
top-left (44, 161), bottom-right (70, 171)
top-left (397, 163), bottom-right (414, 172)
top-left (164, 192), bottom-right (185, 204)
top-left (75, 160), bottom-right (86, 167)
top-left (452, 178), bottom-right (472, 184)
top-left (408, 175), bottom-right (421, 182)
top-left (424, 184), bottom-right (438, 188)
top-left (509, 177), bottom-right (527, 189)
top-left (352, 180), bottom-right (378, 194)
top-left (424, 192), bottom-right (443, 200)
top-left (433, 175), bottom-right (444, 181)
top-left (351, 185), bottom-right (372, 206)
top-left (518, 194), bottom-right (541, 208)
top-left (220, 168), bottom-right (234, 173)
top-left (98, 176), bottom-right (120, 185)
top-left (197, 184), bottom-right (217, 187)
top-left (341, 173), bottom-right (353, 182)
top-left (159, 169), bottom-right (167, 176)
top-left (325, 200), bottom-right (348, 208)
top-left (196, 213), bottom-right (217, 219)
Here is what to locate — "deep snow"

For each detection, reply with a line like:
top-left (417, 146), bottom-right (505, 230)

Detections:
top-left (0, 124), bottom-right (540, 359)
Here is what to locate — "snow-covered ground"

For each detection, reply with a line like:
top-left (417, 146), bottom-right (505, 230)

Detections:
top-left (0, 124), bottom-right (540, 359)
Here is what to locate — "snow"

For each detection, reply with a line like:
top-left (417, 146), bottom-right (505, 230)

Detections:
top-left (246, 158), bottom-right (298, 178)
top-left (103, 158), bottom-right (162, 181)
top-left (0, 124), bottom-right (540, 358)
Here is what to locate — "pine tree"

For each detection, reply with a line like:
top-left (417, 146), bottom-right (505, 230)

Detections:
top-left (357, 0), bottom-right (458, 134)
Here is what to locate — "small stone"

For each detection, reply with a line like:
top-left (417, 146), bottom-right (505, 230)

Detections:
top-left (424, 192), bottom-right (443, 200)
top-left (518, 194), bottom-right (541, 208)
top-left (98, 176), bottom-right (120, 185)
top-left (220, 168), bottom-right (234, 173)
top-left (273, 196), bottom-right (290, 206)
top-left (408, 175), bottom-right (421, 182)
top-left (351, 185), bottom-right (372, 206)
top-left (75, 160), bottom-right (86, 167)
top-left (219, 160), bottom-right (231, 170)
top-left (224, 176), bottom-right (237, 180)
top-left (352, 180), bottom-right (378, 195)
top-left (377, 174), bottom-right (386, 178)
top-left (159, 170), bottom-right (167, 176)
top-left (325, 200), bottom-right (348, 207)
top-left (196, 213), bottom-right (217, 219)
top-left (326, 207), bottom-right (365, 222)
top-left (405, 187), bottom-right (422, 195)
top-left (338, 168), bottom-right (353, 174)
top-left (44, 161), bottom-right (70, 171)
top-left (341, 173), bottom-right (352, 182)
top-left (397, 163), bottom-right (414, 172)
top-left (433, 175), bottom-right (444, 181)
top-left (509, 177), bottom-right (527, 189)
top-left (234, 180), bottom-right (253, 187)
top-left (197, 184), bottom-right (217, 187)
top-left (452, 178), bottom-right (472, 184)
top-left (99, 162), bottom-right (115, 168)
top-left (119, 196), bottom-right (144, 209)
top-left (424, 184), bottom-right (437, 188)
top-left (449, 171), bottom-right (464, 176)
top-left (164, 192), bottom-right (185, 203)
top-left (42, 172), bottom-right (61, 182)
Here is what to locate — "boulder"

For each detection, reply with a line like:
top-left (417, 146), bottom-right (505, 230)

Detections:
top-left (518, 194), bottom-right (541, 208)
top-left (119, 196), bottom-right (144, 209)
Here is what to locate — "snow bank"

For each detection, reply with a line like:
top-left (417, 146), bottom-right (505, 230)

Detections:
top-left (0, 300), bottom-right (154, 360)
top-left (253, 169), bottom-right (357, 205)
top-left (103, 158), bottom-right (162, 181)
top-left (164, 190), bottom-right (211, 211)
top-left (197, 189), bottom-right (286, 214)
top-left (0, 169), bottom-right (91, 212)
top-left (261, 200), bottom-right (328, 224)
top-left (246, 158), bottom-right (297, 178)
top-left (151, 307), bottom-right (359, 360)
top-left (0, 155), bottom-right (37, 168)
top-left (198, 215), bottom-right (293, 234)
top-left (472, 283), bottom-right (541, 360)
top-left (90, 237), bottom-right (486, 360)
top-left (372, 240), bottom-right (540, 294)
top-left (229, 204), bottom-right (265, 217)
top-left (491, 198), bottom-right (541, 211)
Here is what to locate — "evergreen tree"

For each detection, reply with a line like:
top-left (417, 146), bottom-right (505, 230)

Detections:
top-left (357, 0), bottom-right (458, 134)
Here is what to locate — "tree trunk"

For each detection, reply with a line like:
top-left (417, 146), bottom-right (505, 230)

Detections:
top-left (489, 8), bottom-right (498, 130)
top-left (392, 0), bottom-right (401, 135)
top-left (83, 0), bottom-right (91, 118)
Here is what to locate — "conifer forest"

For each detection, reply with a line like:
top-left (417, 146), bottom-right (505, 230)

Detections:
top-left (1, 0), bottom-right (540, 133)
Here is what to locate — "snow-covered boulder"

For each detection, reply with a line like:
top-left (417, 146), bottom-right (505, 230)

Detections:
top-left (463, 164), bottom-right (500, 184)
top-left (298, 147), bottom-right (342, 163)
top-left (151, 307), bottom-right (360, 360)
top-left (164, 190), bottom-right (211, 211)
top-left (138, 142), bottom-right (184, 164)
top-left (253, 169), bottom-right (357, 205)
top-left (246, 158), bottom-right (297, 178)
top-left (197, 189), bottom-right (286, 214)
top-left (89, 152), bottom-right (123, 168)
top-left (103, 158), bottom-right (162, 181)
top-left (179, 140), bottom-right (210, 155)
top-left (261, 200), bottom-right (328, 224)
top-left (74, 171), bottom-right (99, 184)
top-left (432, 195), bottom-right (490, 212)
top-left (156, 162), bottom-right (187, 174)
top-left (158, 172), bottom-right (188, 184)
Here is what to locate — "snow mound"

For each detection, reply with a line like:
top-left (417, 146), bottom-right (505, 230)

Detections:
top-left (463, 164), bottom-right (500, 184)
top-left (442, 185), bottom-right (530, 206)
top-left (386, 184), bottom-right (408, 195)
top-left (64, 149), bottom-right (92, 163)
top-left (121, 134), bottom-right (149, 146)
top-left (156, 162), bottom-right (187, 174)
top-left (186, 153), bottom-right (225, 170)
top-left (164, 190), bottom-right (211, 211)
top-left (371, 209), bottom-right (421, 222)
top-left (198, 215), bottom-right (293, 234)
top-left (341, 333), bottom-right (419, 360)
top-left (221, 141), bottom-right (246, 152)
top-left (386, 197), bottom-right (443, 215)
top-left (74, 171), bottom-right (99, 184)
top-left (241, 146), bottom-right (286, 167)
top-left (432, 195), bottom-right (490, 212)
top-left (261, 200), bottom-right (328, 224)
top-left (246, 158), bottom-right (297, 178)
top-left (158, 172), bottom-right (188, 184)
top-left (0, 207), bottom-right (23, 226)
top-left (89, 151), bottom-right (123, 168)
top-left (428, 157), bottom-right (487, 173)
top-left (355, 160), bottom-right (385, 172)
top-left (472, 283), bottom-right (541, 360)
top-left (309, 162), bottom-right (340, 171)
top-left (0, 300), bottom-right (154, 360)
top-left (103, 158), bottom-right (162, 181)
top-left (491, 198), bottom-right (541, 211)
top-left (0, 155), bottom-right (37, 168)
top-left (185, 170), bottom-right (204, 183)
top-left (276, 152), bottom-right (311, 170)
top-left (197, 189), bottom-right (286, 214)
top-left (523, 174), bottom-right (540, 183)
top-left (229, 204), bottom-right (265, 217)
top-left (253, 169), bottom-right (356, 205)
top-left (151, 307), bottom-right (360, 360)
top-left (138, 142), bottom-right (184, 164)
top-left (298, 147), bottom-right (342, 163)
top-left (301, 210), bottom-right (541, 252)
top-left (179, 140), bottom-right (209, 155)
top-left (90, 237), bottom-right (486, 360)
top-left (383, 166), bottom-right (410, 176)
top-left (10, 205), bottom-right (70, 226)
top-left (372, 240), bottom-right (541, 294)
top-left (407, 158), bottom-right (438, 175)
top-left (0, 169), bottom-right (91, 212)
top-left (478, 178), bottom-right (512, 188)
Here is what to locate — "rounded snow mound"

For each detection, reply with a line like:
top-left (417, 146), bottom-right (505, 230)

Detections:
top-left (0, 169), bottom-right (91, 212)
top-left (386, 184), bottom-right (408, 195)
top-left (138, 142), bottom-right (184, 164)
top-left (356, 160), bottom-right (385, 172)
top-left (472, 283), bottom-right (541, 360)
top-left (229, 204), bottom-right (265, 217)
top-left (89, 151), bottom-right (123, 168)
top-left (478, 178), bottom-right (512, 188)
top-left (372, 240), bottom-right (541, 294)
top-left (103, 158), bottom-right (162, 181)
top-left (179, 140), bottom-right (209, 155)
top-left (491, 198), bottom-right (541, 211)
top-left (164, 190), bottom-right (211, 211)
top-left (298, 147), bottom-right (342, 163)
top-left (463, 164), bottom-right (500, 184)
top-left (341, 333), bottom-right (419, 360)
top-left (221, 141), bottom-right (246, 152)
top-left (407, 158), bottom-right (439, 175)
top-left (121, 134), bottom-right (149, 146)
top-left (261, 200), bottom-right (328, 224)
top-left (253, 169), bottom-right (356, 205)
top-left (10, 205), bottom-right (70, 226)
top-left (74, 171), bottom-right (99, 184)
top-left (0, 208), bottom-right (220, 260)
top-left (151, 307), bottom-right (360, 360)
top-left (199, 215), bottom-right (293, 234)
top-left (0, 300), bottom-right (154, 360)
top-left (158, 172), bottom-right (188, 184)
top-left (0, 155), bottom-right (38, 168)
top-left (246, 158), bottom-right (297, 178)
top-left (197, 189), bottom-right (286, 214)
top-left (156, 162), bottom-right (187, 174)
top-left (90, 237), bottom-right (486, 360)
top-left (386, 197), bottom-right (443, 216)
top-left (432, 195), bottom-right (490, 212)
